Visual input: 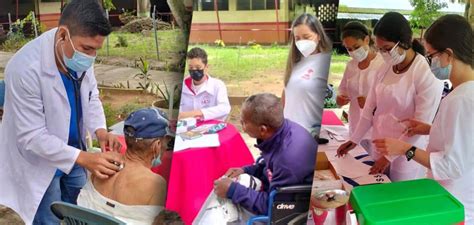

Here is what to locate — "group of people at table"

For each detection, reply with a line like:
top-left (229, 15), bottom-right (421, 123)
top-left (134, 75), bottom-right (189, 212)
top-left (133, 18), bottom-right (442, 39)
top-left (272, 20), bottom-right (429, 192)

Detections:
top-left (334, 12), bottom-right (473, 224)
top-left (182, 11), bottom-right (474, 224)
top-left (177, 13), bottom-right (333, 223)
top-left (0, 0), bottom-right (471, 224)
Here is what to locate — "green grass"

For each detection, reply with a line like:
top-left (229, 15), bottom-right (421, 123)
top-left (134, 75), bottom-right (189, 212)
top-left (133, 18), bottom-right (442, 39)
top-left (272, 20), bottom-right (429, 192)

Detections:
top-left (0, 36), bottom-right (32, 52)
top-left (97, 30), bottom-right (186, 61)
top-left (188, 44), bottom-right (290, 82)
top-left (190, 44), bottom-right (351, 85)
top-left (0, 30), bottom-right (186, 63)
top-left (330, 52), bottom-right (351, 76)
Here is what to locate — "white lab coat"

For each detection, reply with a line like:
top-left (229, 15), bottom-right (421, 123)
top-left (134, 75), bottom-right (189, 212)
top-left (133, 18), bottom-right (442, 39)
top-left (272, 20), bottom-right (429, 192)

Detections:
top-left (350, 55), bottom-right (443, 181)
top-left (338, 53), bottom-right (384, 137)
top-left (0, 28), bottom-right (106, 224)
top-left (179, 75), bottom-right (231, 121)
top-left (427, 81), bottom-right (474, 224)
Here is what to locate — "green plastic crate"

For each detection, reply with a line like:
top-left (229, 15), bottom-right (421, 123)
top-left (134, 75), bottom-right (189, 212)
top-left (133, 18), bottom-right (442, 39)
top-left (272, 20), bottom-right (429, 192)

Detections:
top-left (350, 179), bottom-right (464, 225)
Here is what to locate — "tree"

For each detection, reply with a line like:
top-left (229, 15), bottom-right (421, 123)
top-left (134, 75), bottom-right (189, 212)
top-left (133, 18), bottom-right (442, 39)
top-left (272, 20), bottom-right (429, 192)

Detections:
top-left (410, 0), bottom-right (448, 38)
top-left (167, 0), bottom-right (192, 30)
top-left (450, 0), bottom-right (473, 28)
top-left (167, 0), bottom-right (193, 43)
top-left (103, 0), bottom-right (115, 11)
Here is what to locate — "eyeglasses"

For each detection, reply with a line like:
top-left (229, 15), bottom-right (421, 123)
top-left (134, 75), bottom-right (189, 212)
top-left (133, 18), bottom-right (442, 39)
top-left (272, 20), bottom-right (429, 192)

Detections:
top-left (425, 51), bottom-right (442, 65)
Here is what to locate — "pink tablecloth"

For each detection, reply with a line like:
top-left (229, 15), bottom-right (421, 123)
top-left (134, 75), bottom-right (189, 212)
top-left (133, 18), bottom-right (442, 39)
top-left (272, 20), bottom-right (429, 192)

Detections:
top-left (165, 121), bottom-right (255, 225)
top-left (322, 110), bottom-right (344, 126)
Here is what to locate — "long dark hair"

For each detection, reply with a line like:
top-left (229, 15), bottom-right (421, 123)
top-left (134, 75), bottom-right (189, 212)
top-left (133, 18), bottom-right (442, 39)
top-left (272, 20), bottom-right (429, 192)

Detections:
top-left (284, 13), bottom-right (332, 86)
top-left (374, 12), bottom-right (425, 55)
top-left (341, 21), bottom-right (374, 47)
top-left (425, 14), bottom-right (473, 69)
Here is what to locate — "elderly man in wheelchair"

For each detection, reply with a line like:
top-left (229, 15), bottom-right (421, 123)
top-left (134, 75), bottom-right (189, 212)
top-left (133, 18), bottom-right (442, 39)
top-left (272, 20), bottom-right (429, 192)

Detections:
top-left (213, 93), bottom-right (318, 224)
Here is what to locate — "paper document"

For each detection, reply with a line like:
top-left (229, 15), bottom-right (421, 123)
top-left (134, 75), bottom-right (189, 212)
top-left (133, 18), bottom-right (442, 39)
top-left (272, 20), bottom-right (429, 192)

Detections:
top-left (174, 133), bottom-right (220, 152)
top-left (353, 174), bottom-right (391, 185)
top-left (331, 154), bottom-right (371, 179)
top-left (322, 125), bottom-right (350, 141)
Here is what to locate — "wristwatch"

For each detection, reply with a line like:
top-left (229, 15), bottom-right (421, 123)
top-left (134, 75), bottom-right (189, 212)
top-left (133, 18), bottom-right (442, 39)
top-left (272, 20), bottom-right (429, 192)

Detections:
top-left (405, 146), bottom-right (417, 161)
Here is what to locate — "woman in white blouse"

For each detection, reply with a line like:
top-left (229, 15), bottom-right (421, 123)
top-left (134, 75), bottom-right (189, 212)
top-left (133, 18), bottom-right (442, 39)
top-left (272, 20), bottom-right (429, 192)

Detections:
top-left (337, 21), bottom-right (384, 147)
top-left (373, 14), bottom-right (474, 224)
top-left (337, 12), bottom-right (444, 182)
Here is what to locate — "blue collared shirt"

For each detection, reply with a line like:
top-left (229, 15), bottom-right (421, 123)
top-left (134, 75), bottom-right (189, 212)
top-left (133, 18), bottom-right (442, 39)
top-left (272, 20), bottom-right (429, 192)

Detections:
top-left (55, 70), bottom-right (83, 177)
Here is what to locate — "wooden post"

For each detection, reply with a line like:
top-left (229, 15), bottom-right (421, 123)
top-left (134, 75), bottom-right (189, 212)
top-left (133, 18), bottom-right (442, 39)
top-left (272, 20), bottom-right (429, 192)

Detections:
top-left (106, 9), bottom-right (110, 56)
top-left (16, 0), bottom-right (19, 20)
top-left (274, 0), bottom-right (280, 43)
top-left (8, 13), bottom-right (12, 33)
top-left (153, 5), bottom-right (160, 60)
top-left (32, 11), bottom-right (38, 37)
top-left (214, 0), bottom-right (223, 41)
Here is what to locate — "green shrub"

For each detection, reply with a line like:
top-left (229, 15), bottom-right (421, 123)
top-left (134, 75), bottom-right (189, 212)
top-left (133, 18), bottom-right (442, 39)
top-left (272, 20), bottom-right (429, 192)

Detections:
top-left (103, 103), bottom-right (118, 127)
top-left (1, 35), bottom-right (31, 52)
top-left (324, 98), bottom-right (338, 109)
top-left (115, 35), bottom-right (128, 48)
top-left (117, 103), bottom-right (143, 120)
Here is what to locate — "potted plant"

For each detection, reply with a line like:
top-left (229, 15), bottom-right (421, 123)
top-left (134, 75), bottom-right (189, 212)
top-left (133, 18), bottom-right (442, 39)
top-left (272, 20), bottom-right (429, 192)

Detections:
top-left (134, 57), bottom-right (181, 119)
top-left (151, 82), bottom-right (181, 120)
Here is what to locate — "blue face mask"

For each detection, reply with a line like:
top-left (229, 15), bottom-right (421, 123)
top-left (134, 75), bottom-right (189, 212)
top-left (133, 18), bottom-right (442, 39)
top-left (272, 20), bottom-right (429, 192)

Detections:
top-left (151, 152), bottom-right (162, 167)
top-left (430, 57), bottom-right (452, 80)
top-left (61, 29), bottom-right (96, 72)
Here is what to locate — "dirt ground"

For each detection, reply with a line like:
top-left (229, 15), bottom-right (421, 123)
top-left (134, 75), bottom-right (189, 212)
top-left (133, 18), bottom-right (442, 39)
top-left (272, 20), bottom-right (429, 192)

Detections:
top-left (96, 54), bottom-right (185, 73)
top-left (225, 69), bottom-right (285, 97)
top-left (224, 69), bottom-right (342, 98)
top-left (100, 89), bottom-right (158, 109)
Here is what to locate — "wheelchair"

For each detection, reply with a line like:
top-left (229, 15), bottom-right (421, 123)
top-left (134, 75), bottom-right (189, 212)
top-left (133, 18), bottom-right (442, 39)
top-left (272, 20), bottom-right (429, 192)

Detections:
top-left (247, 157), bottom-right (313, 225)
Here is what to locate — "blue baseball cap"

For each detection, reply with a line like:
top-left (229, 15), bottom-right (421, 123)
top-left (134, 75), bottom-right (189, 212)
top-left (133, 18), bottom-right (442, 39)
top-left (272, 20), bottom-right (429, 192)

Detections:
top-left (0, 80), bottom-right (5, 107)
top-left (123, 107), bottom-right (172, 139)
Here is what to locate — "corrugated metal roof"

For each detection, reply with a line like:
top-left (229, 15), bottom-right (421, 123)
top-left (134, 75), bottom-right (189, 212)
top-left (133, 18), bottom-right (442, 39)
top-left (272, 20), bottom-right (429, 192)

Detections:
top-left (337, 12), bottom-right (411, 20)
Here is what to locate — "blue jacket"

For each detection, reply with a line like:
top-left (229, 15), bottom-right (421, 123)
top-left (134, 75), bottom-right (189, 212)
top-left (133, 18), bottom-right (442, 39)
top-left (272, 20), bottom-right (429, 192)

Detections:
top-left (226, 119), bottom-right (317, 215)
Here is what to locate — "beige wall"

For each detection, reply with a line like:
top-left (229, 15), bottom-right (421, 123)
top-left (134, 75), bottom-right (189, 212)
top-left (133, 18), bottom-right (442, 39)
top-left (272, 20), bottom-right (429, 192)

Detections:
top-left (189, 0), bottom-right (292, 44)
top-left (192, 0), bottom-right (290, 23)
top-left (38, 2), bottom-right (61, 14)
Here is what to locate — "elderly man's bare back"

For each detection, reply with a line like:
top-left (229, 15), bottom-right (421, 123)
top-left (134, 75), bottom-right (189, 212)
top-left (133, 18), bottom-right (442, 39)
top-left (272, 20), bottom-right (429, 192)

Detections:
top-left (77, 160), bottom-right (167, 225)
top-left (92, 161), bottom-right (167, 206)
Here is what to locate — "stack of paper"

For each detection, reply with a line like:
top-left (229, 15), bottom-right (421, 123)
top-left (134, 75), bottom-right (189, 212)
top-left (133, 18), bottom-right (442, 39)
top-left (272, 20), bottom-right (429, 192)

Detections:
top-left (174, 133), bottom-right (220, 152)
top-left (331, 155), bottom-right (372, 179)
top-left (322, 125), bottom-right (350, 142)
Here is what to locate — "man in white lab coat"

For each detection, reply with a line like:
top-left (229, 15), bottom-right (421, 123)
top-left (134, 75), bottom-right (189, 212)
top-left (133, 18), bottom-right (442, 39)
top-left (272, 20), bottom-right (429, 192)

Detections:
top-left (179, 47), bottom-right (231, 121)
top-left (0, 1), bottom-right (123, 224)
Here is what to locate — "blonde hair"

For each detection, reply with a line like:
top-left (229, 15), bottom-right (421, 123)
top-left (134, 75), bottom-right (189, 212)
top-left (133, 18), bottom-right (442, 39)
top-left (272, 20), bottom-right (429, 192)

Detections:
top-left (284, 13), bottom-right (332, 86)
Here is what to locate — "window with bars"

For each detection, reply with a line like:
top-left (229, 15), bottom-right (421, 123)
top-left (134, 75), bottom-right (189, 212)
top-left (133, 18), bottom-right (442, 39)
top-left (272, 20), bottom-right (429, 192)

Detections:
top-left (201, 0), bottom-right (229, 11)
top-left (237, 0), bottom-right (280, 10)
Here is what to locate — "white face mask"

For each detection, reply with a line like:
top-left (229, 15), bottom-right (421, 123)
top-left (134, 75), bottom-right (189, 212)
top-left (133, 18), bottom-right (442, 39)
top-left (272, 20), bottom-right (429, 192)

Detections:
top-left (382, 42), bottom-right (406, 65)
top-left (295, 39), bottom-right (318, 57)
top-left (349, 46), bottom-right (369, 62)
